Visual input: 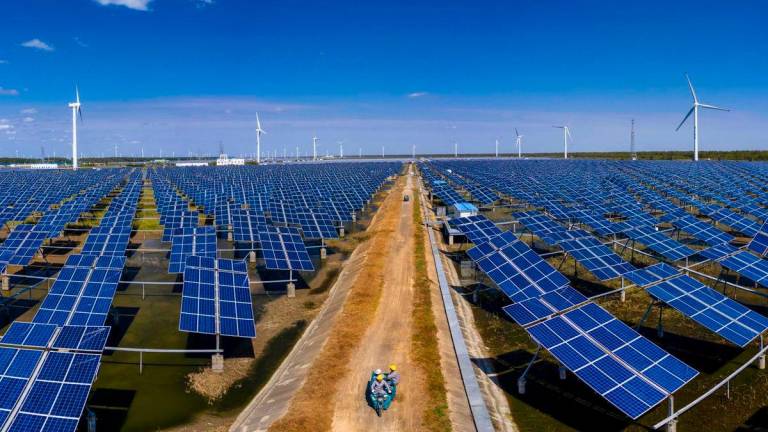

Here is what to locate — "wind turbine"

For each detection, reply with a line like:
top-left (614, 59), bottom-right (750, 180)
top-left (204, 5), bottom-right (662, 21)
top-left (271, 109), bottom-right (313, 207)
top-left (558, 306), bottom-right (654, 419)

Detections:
top-left (312, 135), bottom-right (319, 161)
top-left (338, 140), bottom-right (344, 158)
top-left (256, 113), bottom-right (266, 164)
top-left (553, 125), bottom-right (571, 159)
top-left (515, 128), bottom-right (523, 158)
top-left (453, 140), bottom-right (458, 158)
top-left (412, 144), bottom-right (416, 160)
top-left (495, 139), bottom-right (499, 158)
top-left (676, 73), bottom-right (729, 161)
top-left (68, 87), bottom-right (83, 170)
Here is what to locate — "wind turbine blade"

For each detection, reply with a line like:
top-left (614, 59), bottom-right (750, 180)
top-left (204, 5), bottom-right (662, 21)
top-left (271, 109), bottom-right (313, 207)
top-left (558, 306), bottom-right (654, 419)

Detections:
top-left (76, 86), bottom-right (80, 104)
top-left (685, 73), bottom-right (698, 103)
top-left (552, 125), bottom-right (564, 129)
top-left (699, 103), bottom-right (730, 112)
top-left (566, 128), bottom-right (572, 139)
top-left (78, 107), bottom-right (83, 123)
top-left (515, 128), bottom-right (519, 137)
top-left (675, 106), bottom-right (695, 131)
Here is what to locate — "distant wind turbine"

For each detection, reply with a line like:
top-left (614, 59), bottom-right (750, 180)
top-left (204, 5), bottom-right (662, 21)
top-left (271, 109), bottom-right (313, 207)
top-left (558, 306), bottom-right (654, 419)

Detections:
top-left (338, 140), bottom-right (344, 158)
top-left (256, 113), bottom-right (266, 164)
top-left (453, 141), bottom-right (458, 158)
top-left (675, 73), bottom-right (729, 161)
top-left (552, 125), bottom-right (571, 159)
top-left (515, 128), bottom-right (523, 158)
top-left (312, 135), bottom-right (319, 161)
top-left (68, 86), bottom-right (83, 170)
top-left (495, 139), bottom-right (499, 158)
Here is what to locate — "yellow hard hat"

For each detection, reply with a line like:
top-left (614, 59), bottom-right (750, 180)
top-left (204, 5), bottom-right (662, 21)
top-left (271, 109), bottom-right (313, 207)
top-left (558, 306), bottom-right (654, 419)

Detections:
top-left (376, 374), bottom-right (384, 381)
top-left (389, 364), bottom-right (397, 371)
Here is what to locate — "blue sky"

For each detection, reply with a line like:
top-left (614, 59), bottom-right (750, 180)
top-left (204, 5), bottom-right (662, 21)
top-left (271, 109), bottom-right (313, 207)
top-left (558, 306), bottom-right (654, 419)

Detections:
top-left (1, 0), bottom-right (767, 158)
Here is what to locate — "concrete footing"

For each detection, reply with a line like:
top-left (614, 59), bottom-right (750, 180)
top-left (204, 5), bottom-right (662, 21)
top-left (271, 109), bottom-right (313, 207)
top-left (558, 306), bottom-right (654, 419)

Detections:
top-left (320, 247), bottom-right (327, 260)
top-left (666, 419), bottom-right (677, 432)
top-left (211, 354), bottom-right (224, 373)
top-left (758, 354), bottom-right (766, 370)
top-left (249, 251), bottom-right (256, 263)
top-left (339, 227), bottom-right (345, 238)
top-left (559, 365), bottom-right (567, 380)
top-left (1, 276), bottom-right (8, 291)
top-left (620, 290), bottom-right (626, 302)
top-left (517, 377), bottom-right (526, 395)
top-left (287, 282), bottom-right (296, 298)
top-left (227, 224), bottom-right (233, 241)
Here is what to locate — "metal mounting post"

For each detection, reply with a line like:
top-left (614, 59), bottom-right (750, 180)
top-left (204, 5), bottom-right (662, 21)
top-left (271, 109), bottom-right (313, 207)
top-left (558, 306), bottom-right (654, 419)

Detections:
top-left (758, 335), bottom-right (766, 370)
top-left (518, 347), bottom-right (540, 395)
top-left (620, 277), bottom-right (626, 302)
top-left (658, 305), bottom-right (665, 338)
top-left (666, 396), bottom-right (677, 432)
top-left (636, 299), bottom-right (655, 331)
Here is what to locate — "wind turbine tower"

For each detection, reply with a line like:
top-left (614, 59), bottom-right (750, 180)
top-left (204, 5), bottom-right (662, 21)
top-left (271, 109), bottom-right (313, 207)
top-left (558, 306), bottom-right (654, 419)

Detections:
top-left (630, 119), bottom-right (637, 161)
top-left (553, 125), bottom-right (571, 159)
top-left (312, 135), bottom-right (319, 161)
top-left (495, 139), bottom-right (499, 158)
top-left (255, 113), bottom-right (266, 164)
top-left (515, 128), bottom-right (523, 158)
top-left (675, 74), bottom-right (729, 161)
top-left (453, 141), bottom-right (458, 158)
top-left (338, 140), bottom-right (344, 158)
top-left (68, 87), bottom-right (83, 170)
top-left (412, 144), bottom-right (416, 160)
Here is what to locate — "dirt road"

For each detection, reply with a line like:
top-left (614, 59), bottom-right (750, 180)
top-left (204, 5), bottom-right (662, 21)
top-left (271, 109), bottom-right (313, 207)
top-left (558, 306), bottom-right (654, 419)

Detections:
top-left (331, 173), bottom-right (421, 431)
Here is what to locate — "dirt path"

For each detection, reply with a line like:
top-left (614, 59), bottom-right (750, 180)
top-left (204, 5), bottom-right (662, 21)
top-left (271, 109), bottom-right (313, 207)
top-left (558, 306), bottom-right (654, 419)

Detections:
top-left (331, 173), bottom-right (421, 431)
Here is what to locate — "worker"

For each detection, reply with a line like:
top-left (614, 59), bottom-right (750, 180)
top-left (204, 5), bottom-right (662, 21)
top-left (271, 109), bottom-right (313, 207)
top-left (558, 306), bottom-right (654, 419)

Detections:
top-left (386, 364), bottom-right (400, 386)
top-left (370, 374), bottom-right (392, 396)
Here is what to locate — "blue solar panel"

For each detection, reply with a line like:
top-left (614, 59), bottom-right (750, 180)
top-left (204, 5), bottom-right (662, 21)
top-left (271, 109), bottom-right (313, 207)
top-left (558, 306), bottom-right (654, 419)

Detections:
top-left (747, 222), bottom-right (768, 257)
top-left (503, 286), bottom-right (588, 326)
top-left (180, 257), bottom-right (256, 338)
top-left (168, 226), bottom-right (217, 273)
top-left (258, 226), bottom-right (314, 271)
top-left (623, 226), bottom-right (696, 261)
top-left (467, 232), bottom-right (570, 302)
top-left (451, 215), bottom-right (503, 244)
top-left (662, 214), bottom-right (734, 246)
top-left (0, 348), bottom-right (44, 426)
top-left (52, 326), bottom-right (110, 352)
top-left (0, 323), bottom-right (57, 348)
top-left (647, 275), bottom-right (768, 347)
top-left (231, 210), bottom-right (269, 243)
top-left (162, 211), bottom-right (199, 242)
top-left (558, 237), bottom-right (636, 281)
top-left (295, 209), bottom-right (338, 240)
top-left (719, 251), bottom-right (768, 287)
top-left (699, 243), bottom-right (739, 261)
top-left (8, 352), bottom-right (101, 432)
top-left (527, 302), bottom-right (698, 419)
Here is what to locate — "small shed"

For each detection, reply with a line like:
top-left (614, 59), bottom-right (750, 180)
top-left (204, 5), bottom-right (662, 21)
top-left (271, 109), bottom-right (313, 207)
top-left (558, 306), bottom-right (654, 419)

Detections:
top-left (450, 202), bottom-right (478, 219)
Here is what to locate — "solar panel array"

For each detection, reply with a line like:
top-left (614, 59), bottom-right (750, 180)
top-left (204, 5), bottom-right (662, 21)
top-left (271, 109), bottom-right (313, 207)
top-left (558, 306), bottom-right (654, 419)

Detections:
top-left (179, 256), bottom-right (256, 338)
top-left (258, 226), bottom-right (314, 271)
top-left (168, 226), bottom-right (217, 273)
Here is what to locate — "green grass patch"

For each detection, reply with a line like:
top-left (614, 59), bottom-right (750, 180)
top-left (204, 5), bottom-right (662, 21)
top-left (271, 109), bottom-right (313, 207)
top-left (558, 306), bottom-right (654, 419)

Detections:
top-left (411, 191), bottom-right (452, 431)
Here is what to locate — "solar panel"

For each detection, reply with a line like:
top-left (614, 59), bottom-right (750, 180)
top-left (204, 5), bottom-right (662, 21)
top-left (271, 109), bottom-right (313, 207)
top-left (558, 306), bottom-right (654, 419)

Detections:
top-left (558, 237), bottom-right (636, 281)
top-left (231, 209), bottom-right (269, 243)
top-left (623, 226), bottom-right (696, 261)
top-left (527, 303), bottom-right (698, 419)
top-left (450, 215), bottom-right (503, 244)
top-left (662, 214), bottom-right (734, 246)
top-left (162, 211), bottom-right (199, 242)
top-left (703, 206), bottom-right (760, 237)
top-left (81, 225), bottom-right (131, 257)
top-left (179, 256), bottom-right (256, 338)
top-left (0, 224), bottom-right (49, 266)
top-left (503, 286), bottom-right (588, 326)
top-left (52, 326), bottom-right (110, 352)
top-left (568, 209), bottom-right (629, 236)
top-left (0, 323), bottom-right (57, 348)
top-left (0, 348), bottom-right (44, 426)
top-left (747, 222), bottom-right (768, 257)
top-left (258, 226), bottom-right (314, 271)
top-left (168, 226), bottom-right (217, 273)
top-left (647, 275), bottom-right (768, 347)
top-left (467, 232), bottom-right (570, 302)
top-left (8, 351), bottom-right (101, 432)
top-left (719, 251), bottom-right (768, 287)
top-left (295, 209), bottom-right (338, 240)
top-left (699, 243), bottom-right (739, 261)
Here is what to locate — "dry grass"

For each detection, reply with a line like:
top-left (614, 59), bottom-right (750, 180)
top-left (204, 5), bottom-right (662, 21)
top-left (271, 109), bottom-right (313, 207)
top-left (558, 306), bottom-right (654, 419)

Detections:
top-left (269, 178), bottom-right (404, 432)
top-left (410, 191), bottom-right (452, 431)
top-left (186, 358), bottom-right (253, 404)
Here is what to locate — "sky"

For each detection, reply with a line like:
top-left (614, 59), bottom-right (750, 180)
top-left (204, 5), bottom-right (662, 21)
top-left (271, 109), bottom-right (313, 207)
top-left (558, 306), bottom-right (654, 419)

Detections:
top-left (1, 0), bottom-right (767, 158)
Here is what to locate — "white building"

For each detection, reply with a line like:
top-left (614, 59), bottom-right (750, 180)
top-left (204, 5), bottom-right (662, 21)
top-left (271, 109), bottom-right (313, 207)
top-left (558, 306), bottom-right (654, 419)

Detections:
top-left (216, 154), bottom-right (245, 166)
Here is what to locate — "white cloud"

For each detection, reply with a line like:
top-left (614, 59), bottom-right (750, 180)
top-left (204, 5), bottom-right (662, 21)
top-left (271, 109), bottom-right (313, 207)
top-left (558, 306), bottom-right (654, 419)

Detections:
top-left (22, 117), bottom-right (34, 123)
top-left (21, 39), bottom-right (54, 51)
top-left (0, 87), bottom-right (19, 96)
top-left (20, 108), bottom-right (37, 115)
top-left (94, 0), bottom-right (152, 11)
top-left (407, 92), bottom-right (428, 99)
top-left (0, 60), bottom-right (7, 64)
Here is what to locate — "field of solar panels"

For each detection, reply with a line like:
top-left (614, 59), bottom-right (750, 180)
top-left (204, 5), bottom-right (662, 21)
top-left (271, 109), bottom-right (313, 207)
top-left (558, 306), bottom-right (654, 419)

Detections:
top-left (424, 159), bottom-right (768, 431)
top-left (0, 163), bottom-right (400, 431)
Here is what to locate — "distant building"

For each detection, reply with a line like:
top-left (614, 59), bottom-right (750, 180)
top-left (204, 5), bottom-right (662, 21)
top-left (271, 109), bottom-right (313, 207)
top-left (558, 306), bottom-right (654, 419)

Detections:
top-left (176, 161), bottom-right (209, 167)
top-left (216, 154), bottom-right (245, 166)
top-left (6, 163), bottom-right (59, 169)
